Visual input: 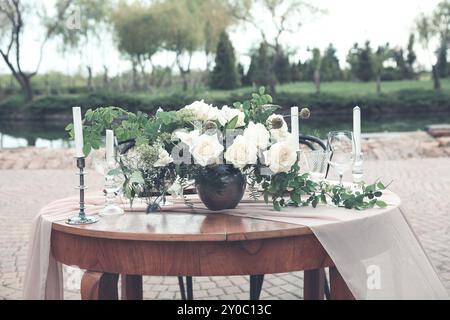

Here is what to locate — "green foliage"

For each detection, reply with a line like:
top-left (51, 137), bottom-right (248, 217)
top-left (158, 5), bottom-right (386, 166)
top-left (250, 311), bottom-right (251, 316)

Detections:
top-left (111, 2), bottom-right (164, 61)
top-left (273, 51), bottom-right (292, 84)
top-left (232, 87), bottom-right (276, 124)
top-left (320, 44), bottom-right (342, 81)
top-left (252, 43), bottom-right (276, 90)
top-left (259, 158), bottom-right (387, 211)
top-left (210, 32), bottom-right (240, 90)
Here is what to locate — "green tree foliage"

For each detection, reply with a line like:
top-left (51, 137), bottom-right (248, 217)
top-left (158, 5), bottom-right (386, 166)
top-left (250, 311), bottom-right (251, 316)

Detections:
top-left (416, 0), bottom-right (450, 90)
top-left (273, 50), bottom-right (291, 84)
top-left (210, 31), bottom-right (240, 89)
top-left (158, 0), bottom-right (204, 91)
top-left (437, 39), bottom-right (448, 78)
top-left (357, 41), bottom-right (375, 82)
top-left (346, 43), bottom-right (360, 81)
top-left (199, 0), bottom-right (235, 70)
top-left (111, 1), bottom-right (165, 90)
top-left (406, 34), bottom-right (417, 77)
top-left (373, 44), bottom-right (392, 94)
top-left (245, 54), bottom-right (258, 86)
top-left (252, 42), bottom-right (277, 93)
top-left (320, 44), bottom-right (342, 81)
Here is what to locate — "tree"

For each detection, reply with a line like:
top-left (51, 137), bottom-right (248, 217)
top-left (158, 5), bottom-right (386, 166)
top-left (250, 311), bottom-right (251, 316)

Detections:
top-left (272, 50), bottom-right (291, 84)
top-left (310, 48), bottom-right (322, 93)
top-left (416, 1), bottom-right (450, 90)
top-left (346, 43), bottom-right (359, 81)
top-left (406, 34), bottom-right (417, 78)
top-left (210, 31), bottom-right (240, 89)
top-left (0, 0), bottom-right (74, 100)
top-left (290, 62), bottom-right (302, 82)
top-left (159, 0), bottom-right (204, 91)
top-left (437, 39), bottom-right (448, 78)
top-left (321, 43), bottom-right (342, 81)
top-left (199, 0), bottom-right (235, 71)
top-left (253, 42), bottom-right (276, 93)
top-left (228, 0), bottom-right (321, 91)
top-left (50, 0), bottom-right (110, 92)
top-left (237, 63), bottom-right (246, 86)
top-left (373, 44), bottom-right (391, 94)
top-left (356, 41), bottom-right (375, 82)
top-left (111, 1), bottom-right (164, 91)
top-left (245, 54), bottom-right (258, 86)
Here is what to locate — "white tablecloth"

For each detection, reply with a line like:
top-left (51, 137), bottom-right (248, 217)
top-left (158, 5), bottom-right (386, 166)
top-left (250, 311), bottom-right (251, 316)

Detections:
top-left (23, 190), bottom-right (448, 300)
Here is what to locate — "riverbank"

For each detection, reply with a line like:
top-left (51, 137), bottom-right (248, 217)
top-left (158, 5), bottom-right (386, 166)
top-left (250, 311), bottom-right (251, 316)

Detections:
top-left (1, 82), bottom-right (450, 121)
top-left (1, 131), bottom-right (449, 170)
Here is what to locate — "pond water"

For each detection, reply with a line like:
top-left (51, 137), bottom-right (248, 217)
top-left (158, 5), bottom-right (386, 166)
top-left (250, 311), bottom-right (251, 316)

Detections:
top-left (0, 113), bottom-right (449, 149)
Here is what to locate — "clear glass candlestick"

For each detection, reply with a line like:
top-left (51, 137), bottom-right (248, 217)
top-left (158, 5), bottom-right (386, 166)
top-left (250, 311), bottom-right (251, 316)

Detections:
top-left (352, 153), bottom-right (364, 191)
top-left (94, 156), bottom-right (124, 217)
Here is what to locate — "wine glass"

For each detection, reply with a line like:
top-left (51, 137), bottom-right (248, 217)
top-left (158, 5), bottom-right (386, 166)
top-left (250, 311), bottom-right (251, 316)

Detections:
top-left (302, 150), bottom-right (330, 183)
top-left (327, 131), bottom-right (355, 186)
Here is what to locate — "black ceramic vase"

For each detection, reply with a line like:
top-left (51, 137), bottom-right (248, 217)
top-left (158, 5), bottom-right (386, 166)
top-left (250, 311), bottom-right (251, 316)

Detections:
top-left (196, 164), bottom-right (246, 211)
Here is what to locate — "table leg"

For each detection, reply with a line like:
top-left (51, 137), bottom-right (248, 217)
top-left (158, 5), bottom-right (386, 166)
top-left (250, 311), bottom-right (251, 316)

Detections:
top-left (81, 271), bottom-right (119, 300)
top-left (121, 275), bottom-right (143, 300)
top-left (304, 269), bottom-right (325, 300)
top-left (329, 267), bottom-right (355, 300)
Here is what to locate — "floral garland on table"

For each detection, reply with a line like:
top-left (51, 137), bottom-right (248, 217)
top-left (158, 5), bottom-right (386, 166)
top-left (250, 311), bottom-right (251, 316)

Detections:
top-left (66, 88), bottom-right (387, 211)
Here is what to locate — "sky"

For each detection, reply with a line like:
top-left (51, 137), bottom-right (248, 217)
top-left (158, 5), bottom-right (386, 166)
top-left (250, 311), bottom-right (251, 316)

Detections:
top-left (0, 0), bottom-right (443, 77)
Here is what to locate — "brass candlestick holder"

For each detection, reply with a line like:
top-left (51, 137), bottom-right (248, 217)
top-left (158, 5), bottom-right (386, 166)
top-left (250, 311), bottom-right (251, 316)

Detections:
top-left (67, 157), bottom-right (99, 225)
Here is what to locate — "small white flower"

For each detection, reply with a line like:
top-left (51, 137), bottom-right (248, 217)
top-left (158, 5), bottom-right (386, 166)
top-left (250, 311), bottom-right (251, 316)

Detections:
top-left (191, 134), bottom-right (224, 166)
top-left (263, 141), bottom-right (297, 174)
top-left (218, 105), bottom-right (246, 128)
top-left (243, 122), bottom-right (270, 150)
top-left (154, 148), bottom-right (173, 167)
top-left (225, 135), bottom-right (258, 169)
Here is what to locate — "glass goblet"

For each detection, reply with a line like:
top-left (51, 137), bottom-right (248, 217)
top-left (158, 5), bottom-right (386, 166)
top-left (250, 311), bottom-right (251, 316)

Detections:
top-left (327, 131), bottom-right (355, 186)
top-left (303, 149), bottom-right (330, 183)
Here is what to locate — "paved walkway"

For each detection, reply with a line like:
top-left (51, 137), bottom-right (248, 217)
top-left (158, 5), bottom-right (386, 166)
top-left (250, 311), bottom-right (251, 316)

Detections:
top-left (1, 158), bottom-right (450, 299)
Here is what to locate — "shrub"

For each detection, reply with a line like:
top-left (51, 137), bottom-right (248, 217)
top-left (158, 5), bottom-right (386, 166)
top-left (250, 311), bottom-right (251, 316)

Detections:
top-left (1, 89), bottom-right (449, 120)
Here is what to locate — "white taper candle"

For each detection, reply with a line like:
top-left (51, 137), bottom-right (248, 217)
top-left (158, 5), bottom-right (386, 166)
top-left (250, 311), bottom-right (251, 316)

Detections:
top-left (105, 129), bottom-right (114, 164)
top-left (291, 106), bottom-right (299, 151)
top-left (72, 107), bottom-right (84, 158)
top-left (353, 106), bottom-right (361, 158)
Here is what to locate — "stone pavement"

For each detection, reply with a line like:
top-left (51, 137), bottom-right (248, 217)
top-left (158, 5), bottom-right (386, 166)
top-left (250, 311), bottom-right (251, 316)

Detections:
top-left (1, 158), bottom-right (450, 300)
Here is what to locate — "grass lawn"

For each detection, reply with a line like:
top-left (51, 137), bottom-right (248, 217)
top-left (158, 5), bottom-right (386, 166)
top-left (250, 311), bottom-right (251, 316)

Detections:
top-left (203, 79), bottom-right (450, 99)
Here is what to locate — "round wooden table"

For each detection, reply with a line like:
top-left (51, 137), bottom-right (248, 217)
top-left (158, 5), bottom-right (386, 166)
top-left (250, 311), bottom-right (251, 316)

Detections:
top-left (51, 204), bottom-right (354, 300)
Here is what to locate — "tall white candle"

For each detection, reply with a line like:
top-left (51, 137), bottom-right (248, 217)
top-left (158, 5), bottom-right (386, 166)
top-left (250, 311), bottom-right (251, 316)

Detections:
top-left (291, 106), bottom-right (299, 150)
top-left (72, 107), bottom-right (84, 158)
top-left (353, 106), bottom-right (361, 158)
top-left (105, 129), bottom-right (114, 164)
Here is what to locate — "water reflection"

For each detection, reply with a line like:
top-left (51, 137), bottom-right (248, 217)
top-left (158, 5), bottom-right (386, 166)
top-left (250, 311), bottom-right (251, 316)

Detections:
top-left (0, 132), bottom-right (73, 149)
top-left (0, 112), bottom-right (448, 149)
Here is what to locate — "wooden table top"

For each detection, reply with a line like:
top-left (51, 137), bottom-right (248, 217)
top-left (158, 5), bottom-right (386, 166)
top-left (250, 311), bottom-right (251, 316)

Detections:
top-left (52, 199), bottom-right (312, 242)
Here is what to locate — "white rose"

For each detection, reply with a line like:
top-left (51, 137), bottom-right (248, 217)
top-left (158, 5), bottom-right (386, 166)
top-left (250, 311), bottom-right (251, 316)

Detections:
top-left (271, 129), bottom-right (293, 143)
top-left (263, 141), bottom-right (297, 174)
top-left (243, 122), bottom-right (270, 150)
top-left (175, 129), bottom-right (200, 151)
top-left (225, 135), bottom-right (258, 169)
top-left (218, 105), bottom-right (246, 128)
top-left (154, 148), bottom-right (173, 167)
top-left (191, 134), bottom-right (224, 166)
top-left (184, 100), bottom-right (218, 121)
